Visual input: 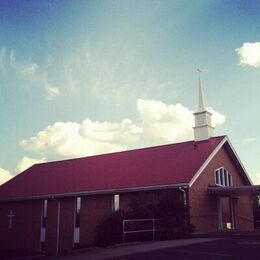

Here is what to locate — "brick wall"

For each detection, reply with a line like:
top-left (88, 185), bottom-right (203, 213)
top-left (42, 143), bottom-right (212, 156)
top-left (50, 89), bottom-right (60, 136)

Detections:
top-left (189, 144), bottom-right (254, 231)
top-left (80, 195), bottom-right (113, 246)
top-left (0, 200), bottom-right (41, 253)
top-left (45, 199), bottom-right (59, 255)
top-left (59, 198), bottom-right (74, 253)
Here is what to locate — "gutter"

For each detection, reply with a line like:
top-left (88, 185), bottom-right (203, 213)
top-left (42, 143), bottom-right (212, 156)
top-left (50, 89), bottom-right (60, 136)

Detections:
top-left (0, 183), bottom-right (189, 202)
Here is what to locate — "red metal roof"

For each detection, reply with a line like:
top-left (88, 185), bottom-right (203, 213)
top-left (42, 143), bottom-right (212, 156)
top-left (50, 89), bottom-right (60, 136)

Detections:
top-left (0, 136), bottom-right (225, 200)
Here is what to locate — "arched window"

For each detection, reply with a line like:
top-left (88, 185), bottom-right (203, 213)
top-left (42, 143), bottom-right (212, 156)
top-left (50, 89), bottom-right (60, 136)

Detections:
top-left (214, 167), bottom-right (232, 187)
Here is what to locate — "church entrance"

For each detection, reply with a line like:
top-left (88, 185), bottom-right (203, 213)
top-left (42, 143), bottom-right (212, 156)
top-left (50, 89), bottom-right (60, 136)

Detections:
top-left (218, 197), bottom-right (234, 230)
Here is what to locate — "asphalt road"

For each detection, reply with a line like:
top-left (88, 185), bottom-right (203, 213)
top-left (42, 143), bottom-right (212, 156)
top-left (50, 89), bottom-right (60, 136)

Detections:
top-left (107, 236), bottom-right (260, 260)
top-left (40, 233), bottom-right (260, 260)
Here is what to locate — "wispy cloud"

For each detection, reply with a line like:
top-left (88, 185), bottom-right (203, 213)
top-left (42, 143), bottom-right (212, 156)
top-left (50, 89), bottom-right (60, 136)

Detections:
top-left (243, 137), bottom-right (257, 143)
top-left (21, 63), bottom-right (38, 76)
top-left (51, 45), bottom-right (172, 104)
top-left (0, 47), bottom-right (60, 100)
top-left (236, 42), bottom-right (260, 68)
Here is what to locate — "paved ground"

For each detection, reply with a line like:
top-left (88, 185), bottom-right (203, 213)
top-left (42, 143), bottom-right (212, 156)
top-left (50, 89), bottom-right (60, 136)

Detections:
top-left (43, 238), bottom-right (221, 260)
top-left (41, 232), bottom-right (260, 260)
top-left (107, 237), bottom-right (260, 259)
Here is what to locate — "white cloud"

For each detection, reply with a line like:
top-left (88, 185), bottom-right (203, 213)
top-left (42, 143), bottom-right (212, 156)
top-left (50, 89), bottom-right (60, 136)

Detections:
top-left (236, 42), bottom-right (260, 68)
top-left (252, 173), bottom-right (260, 185)
top-left (137, 99), bottom-right (194, 144)
top-left (20, 119), bottom-right (142, 159)
top-left (20, 99), bottom-right (225, 161)
top-left (207, 107), bottom-right (226, 127)
top-left (0, 167), bottom-right (13, 185)
top-left (15, 156), bottom-right (46, 173)
top-left (45, 83), bottom-right (60, 100)
top-left (21, 63), bottom-right (38, 75)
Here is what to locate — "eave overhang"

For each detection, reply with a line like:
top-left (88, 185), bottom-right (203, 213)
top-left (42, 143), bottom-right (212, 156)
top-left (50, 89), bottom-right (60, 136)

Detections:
top-left (0, 183), bottom-right (189, 202)
top-left (208, 185), bottom-right (260, 196)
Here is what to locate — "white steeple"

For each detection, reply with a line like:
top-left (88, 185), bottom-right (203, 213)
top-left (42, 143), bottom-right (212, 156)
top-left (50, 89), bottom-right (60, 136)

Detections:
top-left (193, 69), bottom-right (214, 141)
top-left (198, 69), bottom-right (206, 111)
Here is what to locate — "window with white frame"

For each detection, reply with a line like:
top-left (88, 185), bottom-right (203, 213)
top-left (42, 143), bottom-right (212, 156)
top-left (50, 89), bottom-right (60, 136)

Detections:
top-left (215, 167), bottom-right (232, 186)
top-left (75, 197), bottom-right (81, 228)
top-left (113, 194), bottom-right (120, 212)
top-left (73, 197), bottom-right (81, 246)
top-left (40, 200), bottom-right (48, 251)
top-left (42, 200), bottom-right (47, 228)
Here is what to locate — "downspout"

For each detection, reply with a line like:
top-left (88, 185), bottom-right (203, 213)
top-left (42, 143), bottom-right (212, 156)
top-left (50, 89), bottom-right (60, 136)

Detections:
top-left (179, 187), bottom-right (187, 207)
top-left (179, 187), bottom-right (188, 229)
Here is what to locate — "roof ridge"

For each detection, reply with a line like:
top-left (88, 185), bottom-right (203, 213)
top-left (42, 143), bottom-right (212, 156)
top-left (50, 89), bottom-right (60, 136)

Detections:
top-left (35, 135), bottom-right (226, 167)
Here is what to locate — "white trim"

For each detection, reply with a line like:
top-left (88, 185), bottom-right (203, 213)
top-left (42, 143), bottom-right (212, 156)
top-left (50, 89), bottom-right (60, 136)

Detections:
top-left (214, 167), bottom-right (233, 187)
top-left (189, 136), bottom-right (228, 187)
top-left (225, 137), bottom-right (253, 185)
top-left (0, 183), bottom-right (189, 202)
top-left (189, 136), bottom-right (252, 187)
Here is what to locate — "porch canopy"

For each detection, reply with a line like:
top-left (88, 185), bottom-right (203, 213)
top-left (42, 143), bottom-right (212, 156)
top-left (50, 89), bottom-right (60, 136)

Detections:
top-left (208, 185), bottom-right (260, 196)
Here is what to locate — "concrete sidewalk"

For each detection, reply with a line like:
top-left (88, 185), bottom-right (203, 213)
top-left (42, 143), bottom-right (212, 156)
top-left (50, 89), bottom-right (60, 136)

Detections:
top-left (43, 238), bottom-right (221, 260)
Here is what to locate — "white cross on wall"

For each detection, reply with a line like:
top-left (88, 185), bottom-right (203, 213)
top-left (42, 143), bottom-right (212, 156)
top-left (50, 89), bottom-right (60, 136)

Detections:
top-left (8, 210), bottom-right (15, 229)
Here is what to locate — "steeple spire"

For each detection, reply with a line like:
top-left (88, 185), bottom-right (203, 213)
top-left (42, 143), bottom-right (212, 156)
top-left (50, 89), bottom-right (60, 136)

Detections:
top-left (197, 69), bottom-right (206, 111)
top-left (193, 69), bottom-right (214, 141)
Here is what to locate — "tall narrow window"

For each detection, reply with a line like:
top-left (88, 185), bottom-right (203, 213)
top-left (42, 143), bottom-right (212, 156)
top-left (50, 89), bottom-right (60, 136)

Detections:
top-left (75, 197), bottom-right (81, 228)
top-left (42, 200), bottom-right (47, 228)
top-left (40, 200), bottom-right (48, 251)
top-left (113, 194), bottom-right (120, 212)
top-left (74, 197), bottom-right (81, 246)
top-left (224, 169), bottom-right (228, 186)
top-left (220, 168), bottom-right (224, 185)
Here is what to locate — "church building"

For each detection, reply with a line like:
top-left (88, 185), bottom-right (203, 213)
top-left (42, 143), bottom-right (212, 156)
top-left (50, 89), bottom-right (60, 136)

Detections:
top-left (0, 74), bottom-right (258, 255)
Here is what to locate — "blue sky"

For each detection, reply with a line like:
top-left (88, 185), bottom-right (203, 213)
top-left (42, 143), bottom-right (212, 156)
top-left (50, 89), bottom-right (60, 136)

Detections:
top-left (1, 0), bottom-right (260, 184)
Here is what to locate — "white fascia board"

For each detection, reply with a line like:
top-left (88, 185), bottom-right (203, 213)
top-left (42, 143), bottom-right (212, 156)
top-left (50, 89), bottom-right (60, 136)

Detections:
top-left (0, 183), bottom-right (189, 202)
top-left (189, 136), bottom-right (228, 187)
top-left (224, 136), bottom-right (253, 185)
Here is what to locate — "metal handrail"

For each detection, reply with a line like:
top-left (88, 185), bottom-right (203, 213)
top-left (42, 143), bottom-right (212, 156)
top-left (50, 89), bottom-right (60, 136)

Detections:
top-left (122, 218), bottom-right (160, 243)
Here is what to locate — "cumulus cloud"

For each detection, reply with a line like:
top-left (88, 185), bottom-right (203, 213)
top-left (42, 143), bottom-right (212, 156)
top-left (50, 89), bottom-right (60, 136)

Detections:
top-left (236, 42), bottom-right (260, 68)
top-left (0, 167), bottom-right (13, 185)
top-left (20, 99), bottom-right (225, 161)
top-left (252, 173), bottom-right (260, 185)
top-left (137, 99), bottom-right (194, 144)
top-left (20, 120), bottom-right (141, 159)
top-left (207, 107), bottom-right (226, 127)
top-left (15, 156), bottom-right (46, 173)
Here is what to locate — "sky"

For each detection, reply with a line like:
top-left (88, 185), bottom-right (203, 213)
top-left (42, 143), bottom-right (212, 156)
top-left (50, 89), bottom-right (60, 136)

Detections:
top-left (1, 0), bottom-right (260, 185)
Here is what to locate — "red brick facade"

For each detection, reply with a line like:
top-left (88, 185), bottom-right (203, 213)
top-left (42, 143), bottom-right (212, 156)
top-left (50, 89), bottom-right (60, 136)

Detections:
top-left (189, 145), bottom-right (253, 231)
top-left (0, 140), bottom-right (254, 255)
